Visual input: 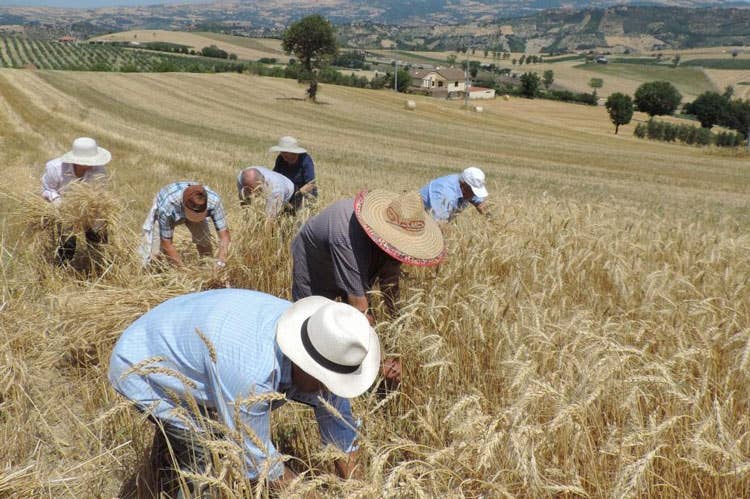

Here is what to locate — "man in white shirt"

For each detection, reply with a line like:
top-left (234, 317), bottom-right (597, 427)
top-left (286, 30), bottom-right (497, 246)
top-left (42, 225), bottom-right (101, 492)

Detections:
top-left (237, 166), bottom-right (294, 217)
top-left (40, 137), bottom-right (111, 265)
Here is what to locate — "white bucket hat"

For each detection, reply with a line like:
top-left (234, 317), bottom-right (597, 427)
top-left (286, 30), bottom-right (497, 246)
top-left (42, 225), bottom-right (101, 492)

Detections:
top-left (461, 166), bottom-right (488, 198)
top-left (269, 136), bottom-right (307, 154)
top-left (276, 296), bottom-right (381, 399)
top-left (61, 137), bottom-right (112, 167)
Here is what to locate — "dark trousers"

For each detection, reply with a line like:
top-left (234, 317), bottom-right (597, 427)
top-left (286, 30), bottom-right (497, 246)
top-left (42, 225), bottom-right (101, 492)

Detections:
top-left (55, 227), bottom-right (108, 266)
top-left (148, 420), bottom-right (215, 498)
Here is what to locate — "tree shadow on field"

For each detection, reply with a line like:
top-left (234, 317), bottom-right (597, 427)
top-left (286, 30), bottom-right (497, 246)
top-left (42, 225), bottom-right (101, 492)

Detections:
top-left (274, 97), bottom-right (331, 105)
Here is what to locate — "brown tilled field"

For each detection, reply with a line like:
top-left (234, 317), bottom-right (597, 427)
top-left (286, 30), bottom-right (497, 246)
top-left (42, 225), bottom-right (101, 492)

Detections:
top-left (0, 68), bottom-right (749, 497)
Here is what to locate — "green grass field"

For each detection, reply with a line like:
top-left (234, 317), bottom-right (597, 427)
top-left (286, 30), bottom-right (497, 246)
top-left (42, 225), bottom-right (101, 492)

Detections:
top-left (682, 58), bottom-right (750, 70)
top-left (573, 62), bottom-right (716, 96)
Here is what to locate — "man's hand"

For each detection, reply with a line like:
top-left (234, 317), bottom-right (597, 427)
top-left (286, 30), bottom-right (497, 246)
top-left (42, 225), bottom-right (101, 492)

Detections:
top-left (334, 450), bottom-right (361, 480)
top-left (299, 181), bottom-right (316, 195)
top-left (160, 238), bottom-right (182, 266)
top-left (347, 295), bottom-right (373, 324)
top-left (381, 357), bottom-right (402, 385)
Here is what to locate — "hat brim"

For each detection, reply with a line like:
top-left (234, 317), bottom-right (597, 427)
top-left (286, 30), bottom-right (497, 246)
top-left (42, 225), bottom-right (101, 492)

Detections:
top-left (276, 296), bottom-right (381, 399)
top-left (471, 185), bottom-right (488, 199)
top-left (354, 190), bottom-right (445, 267)
top-left (61, 147), bottom-right (112, 167)
top-left (270, 145), bottom-right (307, 154)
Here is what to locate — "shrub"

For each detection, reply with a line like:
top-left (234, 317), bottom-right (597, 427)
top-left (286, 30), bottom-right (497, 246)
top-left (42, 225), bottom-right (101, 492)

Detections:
top-left (545, 89), bottom-right (597, 105)
top-left (695, 128), bottom-right (712, 146)
top-left (201, 45), bottom-right (229, 59)
top-left (646, 119), bottom-right (664, 140)
top-left (633, 122), bottom-right (646, 138)
top-left (663, 122), bottom-right (679, 142)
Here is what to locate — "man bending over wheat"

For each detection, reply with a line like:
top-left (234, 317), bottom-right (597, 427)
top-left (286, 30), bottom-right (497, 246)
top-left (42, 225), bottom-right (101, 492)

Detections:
top-left (109, 289), bottom-right (387, 496)
top-left (41, 137), bottom-right (111, 265)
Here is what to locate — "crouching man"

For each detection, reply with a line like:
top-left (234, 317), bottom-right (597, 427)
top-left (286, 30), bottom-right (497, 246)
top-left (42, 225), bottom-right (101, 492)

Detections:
top-left (237, 166), bottom-right (294, 217)
top-left (41, 137), bottom-right (111, 265)
top-left (109, 289), bottom-right (392, 496)
top-left (139, 182), bottom-right (230, 268)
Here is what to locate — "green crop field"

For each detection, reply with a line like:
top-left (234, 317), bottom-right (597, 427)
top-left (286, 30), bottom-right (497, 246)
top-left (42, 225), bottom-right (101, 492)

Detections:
top-left (0, 35), bottom-right (246, 72)
top-left (682, 58), bottom-right (750, 70)
top-left (573, 62), bottom-right (716, 96)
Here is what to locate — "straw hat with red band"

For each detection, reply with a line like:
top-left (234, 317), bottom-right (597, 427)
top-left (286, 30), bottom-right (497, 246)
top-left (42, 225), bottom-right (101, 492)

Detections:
top-left (354, 189), bottom-right (445, 267)
top-left (183, 184), bottom-right (208, 223)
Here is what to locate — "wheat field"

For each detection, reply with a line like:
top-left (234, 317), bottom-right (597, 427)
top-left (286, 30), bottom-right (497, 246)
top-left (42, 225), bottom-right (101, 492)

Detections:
top-left (1, 68), bottom-right (749, 497)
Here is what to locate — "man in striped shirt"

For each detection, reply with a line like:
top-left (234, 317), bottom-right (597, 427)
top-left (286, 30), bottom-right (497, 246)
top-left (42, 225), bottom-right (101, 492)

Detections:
top-left (138, 182), bottom-right (230, 268)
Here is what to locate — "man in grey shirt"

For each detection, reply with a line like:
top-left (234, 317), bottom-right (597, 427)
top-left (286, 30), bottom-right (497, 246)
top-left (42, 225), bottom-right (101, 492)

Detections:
top-left (291, 190), bottom-right (445, 324)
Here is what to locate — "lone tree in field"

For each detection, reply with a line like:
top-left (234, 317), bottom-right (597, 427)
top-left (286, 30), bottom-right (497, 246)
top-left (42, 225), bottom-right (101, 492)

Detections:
top-left (605, 92), bottom-right (634, 134)
top-left (588, 77), bottom-right (603, 97)
top-left (282, 14), bottom-right (337, 101)
top-left (634, 81), bottom-right (682, 117)
top-left (542, 69), bottom-right (554, 90)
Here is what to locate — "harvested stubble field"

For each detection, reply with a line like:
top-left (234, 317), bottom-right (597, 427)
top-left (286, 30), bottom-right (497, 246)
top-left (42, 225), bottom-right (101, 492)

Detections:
top-left (1, 68), bottom-right (749, 497)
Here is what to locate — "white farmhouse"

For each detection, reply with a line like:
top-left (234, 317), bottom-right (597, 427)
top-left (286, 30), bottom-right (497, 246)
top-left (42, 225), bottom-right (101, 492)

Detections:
top-left (410, 67), bottom-right (467, 97)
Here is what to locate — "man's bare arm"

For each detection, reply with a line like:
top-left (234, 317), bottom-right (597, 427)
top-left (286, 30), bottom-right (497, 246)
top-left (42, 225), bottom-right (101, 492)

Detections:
top-left (216, 228), bottom-right (231, 265)
top-left (160, 238), bottom-right (182, 266)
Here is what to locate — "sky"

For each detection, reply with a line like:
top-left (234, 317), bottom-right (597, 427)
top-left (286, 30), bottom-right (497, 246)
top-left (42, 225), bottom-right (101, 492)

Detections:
top-left (3, 0), bottom-right (207, 7)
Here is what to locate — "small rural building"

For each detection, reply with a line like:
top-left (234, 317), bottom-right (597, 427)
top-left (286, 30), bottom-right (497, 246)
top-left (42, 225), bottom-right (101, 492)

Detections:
top-left (469, 86), bottom-right (496, 100)
top-left (57, 36), bottom-right (77, 43)
top-left (409, 67), bottom-right (467, 97)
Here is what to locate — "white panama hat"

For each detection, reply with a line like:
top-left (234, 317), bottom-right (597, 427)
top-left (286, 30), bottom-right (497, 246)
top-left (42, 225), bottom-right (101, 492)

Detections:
top-left (461, 166), bottom-right (488, 198)
top-left (61, 137), bottom-right (112, 167)
top-left (276, 296), bottom-right (381, 399)
top-left (269, 136), bottom-right (307, 154)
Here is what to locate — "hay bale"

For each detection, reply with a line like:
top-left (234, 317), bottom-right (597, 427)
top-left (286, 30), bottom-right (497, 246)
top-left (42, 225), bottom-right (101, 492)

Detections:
top-left (472, 105), bottom-right (484, 113)
top-left (503, 94), bottom-right (510, 101)
top-left (405, 100), bottom-right (416, 110)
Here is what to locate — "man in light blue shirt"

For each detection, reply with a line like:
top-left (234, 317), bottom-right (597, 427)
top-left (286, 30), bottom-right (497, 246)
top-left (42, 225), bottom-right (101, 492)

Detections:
top-left (237, 166), bottom-right (294, 217)
top-left (109, 289), bottom-right (382, 495)
top-left (419, 166), bottom-right (490, 223)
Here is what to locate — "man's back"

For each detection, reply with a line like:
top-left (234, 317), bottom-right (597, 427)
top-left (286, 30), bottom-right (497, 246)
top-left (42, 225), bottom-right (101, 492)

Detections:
top-left (109, 289), bottom-right (291, 428)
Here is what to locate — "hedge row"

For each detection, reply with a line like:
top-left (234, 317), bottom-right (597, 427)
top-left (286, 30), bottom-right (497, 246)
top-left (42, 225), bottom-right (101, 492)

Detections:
top-left (634, 119), bottom-right (746, 147)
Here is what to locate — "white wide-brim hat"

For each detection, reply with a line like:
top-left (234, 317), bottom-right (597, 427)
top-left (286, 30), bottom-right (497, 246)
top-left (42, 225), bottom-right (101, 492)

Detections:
top-left (269, 136), bottom-right (307, 154)
top-left (276, 296), bottom-right (381, 399)
top-left (61, 137), bottom-right (111, 166)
